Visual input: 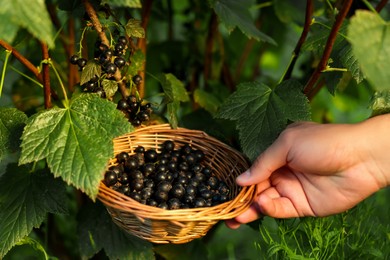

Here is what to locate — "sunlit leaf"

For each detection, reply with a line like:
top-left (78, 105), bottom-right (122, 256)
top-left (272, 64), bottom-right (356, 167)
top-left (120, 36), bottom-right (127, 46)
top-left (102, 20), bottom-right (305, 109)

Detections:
top-left (19, 94), bottom-right (133, 199)
top-left (369, 90), bottom-right (390, 116)
top-left (0, 0), bottom-right (55, 47)
top-left (216, 80), bottom-right (310, 160)
top-left (0, 164), bottom-right (67, 258)
top-left (127, 49), bottom-right (145, 77)
top-left (102, 79), bottom-right (118, 98)
top-left (348, 11), bottom-right (390, 90)
top-left (80, 61), bottom-right (102, 86)
top-left (125, 19), bottom-right (145, 38)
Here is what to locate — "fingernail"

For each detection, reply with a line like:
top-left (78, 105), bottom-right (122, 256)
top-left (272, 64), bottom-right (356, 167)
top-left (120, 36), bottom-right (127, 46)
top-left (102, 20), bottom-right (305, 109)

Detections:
top-left (236, 170), bottom-right (251, 183)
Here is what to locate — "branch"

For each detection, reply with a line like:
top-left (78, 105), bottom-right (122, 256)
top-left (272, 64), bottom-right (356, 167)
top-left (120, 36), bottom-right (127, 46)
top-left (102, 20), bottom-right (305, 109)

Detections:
top-left (136, 0), bottom-right (153, 98)
top-left (0, 39), bottom-right (42, 82)
top-left (41, 42), bottom-right (52, 109)
top-left (304, 0), bottom-right (353, 97)
top-left (376, 0), bottom-right (388, 12)
top-left (204, 12), bottom-right (218, 86)
top-left (283, 0), bottom-right (314, 81)
top-left (82, 0), bottom-right (128, 98)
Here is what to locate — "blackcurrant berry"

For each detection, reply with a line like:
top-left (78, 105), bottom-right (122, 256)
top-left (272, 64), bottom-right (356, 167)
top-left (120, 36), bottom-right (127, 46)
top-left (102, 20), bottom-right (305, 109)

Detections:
top-left (115, 43), bottom-right (125, 52)
top-left (129, 191), bottom-right (142, 202)
top-left (207, 176), bottom-right (219, 189)
top-left (144, 149), bottom-right (158, 162)
top-left (70, 54), bottom-right (79, 65)
top-left (125, 156), bottom-right (139, 171)
top-left (137, 110), bottom-right (150, 122)
top-left (117, 99), bottom-right (129, 111)
top-left (154, 190), bottom-right (169, 203)
top-left (118, 35), bottom-right (127, 45)
top-left (109, 165), bottom-right (123, 176)
top-left (119, 172), bottom-right (130, 185)
top-left (104, 62), bottom-right (117, 74)
top-left (147, 198), bottom-right (158, 207)
top-left (77, 58), bottom-right (87, 68)
top-left (168, 198), bottom-right (181, 210)
top-left (141, 187), bottom-right (153, 199)
top-left (185, 185), bottom-right (197, 196)
top-left (130, 178), bottom-right (144, 191)
top-left (114, 56), bottom-right (126, 68)
top-left (104, 170), bottom-right (117, 187)
top-left (180, 144), bottom-right (192, 155)
top-left (193, 198), bottom-right (206, 208)
top-left (170, 184), bottom-right (185, 199)
top-left (158, 202), bottom-right (169, 210)
top-left (132, 75), bottom-right (142, 85)
top-left (131, 118), bottom-right (142, 127)
top-left (142, 163), bottom-right (155, 177)
top-left (200, 189), bottom-right (212, 200)
top-left (162, 140), bottom-right (175, 152)
top-left (134, 146), bottom-right (145, 154)
top-left (157, 180), bottom-right (172, 192)
top-left (116, 151), bottom-right (129, 163)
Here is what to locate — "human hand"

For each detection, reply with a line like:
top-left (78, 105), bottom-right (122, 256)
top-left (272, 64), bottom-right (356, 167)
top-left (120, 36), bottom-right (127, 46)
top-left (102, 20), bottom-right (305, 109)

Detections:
top-left (226, 115), bottom-right (390, 229)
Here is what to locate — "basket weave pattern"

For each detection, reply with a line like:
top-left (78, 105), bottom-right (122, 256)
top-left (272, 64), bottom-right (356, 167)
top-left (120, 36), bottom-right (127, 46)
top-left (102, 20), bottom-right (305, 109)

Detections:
top-left (98, 124), bottom-right (256, 244)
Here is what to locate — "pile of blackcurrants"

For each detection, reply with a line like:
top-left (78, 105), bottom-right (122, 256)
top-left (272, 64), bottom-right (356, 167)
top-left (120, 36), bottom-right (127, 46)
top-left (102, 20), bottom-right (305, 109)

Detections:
top-left (103, 140), bottom-right (230, 210)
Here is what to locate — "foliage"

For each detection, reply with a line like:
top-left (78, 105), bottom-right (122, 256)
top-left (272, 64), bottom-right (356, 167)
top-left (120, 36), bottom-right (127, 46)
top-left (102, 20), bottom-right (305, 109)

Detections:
top-left (0, 0), bottom-right (389, 259)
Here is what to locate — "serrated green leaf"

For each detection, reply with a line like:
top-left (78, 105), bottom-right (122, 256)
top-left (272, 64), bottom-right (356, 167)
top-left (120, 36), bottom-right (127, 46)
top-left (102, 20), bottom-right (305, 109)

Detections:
top-left (78, 202), bottom-right (153, 259)
top-left (0, 164), bottom-right (68, 258)
top-left (302, 21), bottom-right (347, 57)
top-left (19, 94), bottom-right (133, 199)
top-left (339, 44), bottom-right (364, 84)
top-left (0, 108), bottom-right (27, 176)
top-left (158, 73), bottom-right (189, 103)
top-left (102, 79), bottom-right (118, 98)
top-left (369, 90), bottom-right (390, 116)
top-left (212, 0), bottom-right (275, 44)
top-left (348, 11), bottom-right (390, 90)
top-left (15, 237), bottom-right (49, 260)
top-left (125, 19), bottom-right (145, 38)
top-left (0, 13), bottom-right (19, 43)
top-left (0, 0), bottom-right (55, 47)
top-left (193, 89), bottom-right (221, 115)
top-left (80, 61), bottom-right (102, 86)
top-left (127, 49), bottom-right (145, 76)
top-left (101, 0), bottom-right (141, 8)
top-left (216, 80), bottom-right (310, 160)
top-left (167, 101), bottom-right (179, 129)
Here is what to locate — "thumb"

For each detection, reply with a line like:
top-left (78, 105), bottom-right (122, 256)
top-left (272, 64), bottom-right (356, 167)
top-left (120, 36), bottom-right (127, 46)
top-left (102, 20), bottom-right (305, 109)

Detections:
top-left (236, 133), bottom-right (291, 186)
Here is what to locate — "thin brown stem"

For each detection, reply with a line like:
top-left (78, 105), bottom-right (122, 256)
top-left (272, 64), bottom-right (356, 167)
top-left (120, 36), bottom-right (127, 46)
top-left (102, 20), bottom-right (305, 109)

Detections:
top-left (204, 12), bottom-right (218, 86)
top-left (304, 0), bottom-right (353, 98)
top-left (376, 0), bottom-right (388, 12)
top-left (0, 39), bottom-right (42, 82)
top-left (82, 0), bottom-right (128, 98)
top-left (284, 0), bottom-right (314, 81)
top-left (234, 39), bottom-right (255, 81)
top-left (136, 0), bottom-right (153, 98)
top-left (41, 42), bottom-right (52, 109)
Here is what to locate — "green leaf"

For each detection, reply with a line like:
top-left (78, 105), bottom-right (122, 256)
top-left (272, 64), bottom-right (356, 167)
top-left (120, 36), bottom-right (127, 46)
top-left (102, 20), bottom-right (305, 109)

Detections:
top-left (167, 101), bottom-right (179, 129)
top-left (102, 79), bottom-right (118, 98)
top-left (0, 108), bottom-right (27, 176)
top-left (0, 13), bottom-right (19, 43)
top-left (273, 0), bottom-right (305, 24)
top-left (193, 89), bottom-right (221, 115)
top-left (212, 0), bottom-right (276, 44)
top-left (0, 0), bottom-right (55, 48)
top-left (125, 19), bottom-right (145, 38)
top-left (101, 0), bottom-right (141, 8)
top-left (127, 49), bottom-right (145, 76)
top-left (78, 201), bottom-right (153, 259)
top-left (15, 237), bottom-right (49, 260)
top-left (19, 94), bottom-right (133, 199)
top-left (339, 44), bottom-right (364, 84)
top-left (158, 73), bottom-right (190, 103)
top-left (348, 11), bottom-right (390, 90)
top-left (0, 164), bottom-right (68, 258)
top-left (80, 60), bottom-right (102, 86)
top-left (369, 90), bottom-right (390, 116)
top-left (216, 80), bottom-right (310, 160)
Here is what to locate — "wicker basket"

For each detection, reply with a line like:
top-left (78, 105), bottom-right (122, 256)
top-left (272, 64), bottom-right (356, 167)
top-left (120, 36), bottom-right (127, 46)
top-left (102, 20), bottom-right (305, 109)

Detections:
top-left (98, 124), bottom-right (256, 244)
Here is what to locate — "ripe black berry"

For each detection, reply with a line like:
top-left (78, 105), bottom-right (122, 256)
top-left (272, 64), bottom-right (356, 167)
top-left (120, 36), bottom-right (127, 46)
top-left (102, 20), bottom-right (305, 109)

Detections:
top-left (104, 62), bottom-right (117, 74)
top-left (70, 54), bottom-right (79, 65)
top-left (162, 140), bottom-right (175, 152)
top-left (104, 170), bottom-right (117, 187)
top-left (117, 99), bottom-right (129, 111)
top-left (170, 184), bottom-right (185, 199)
top-left (154, 190), bottom-right (169, 203)
top-left (135, 146), bottom-right (145, 154)
top-left (144, 149), bottom-right (158, 162)
top-left (193, 198), bottom-right (206, 208)
top-left (77, 58), bottom-right (87, 68)
top-left (125, 156), bottom-right (139, 171)
top-left (157, 181), bottom-right (172, 192)
top-left (118, 35), bottom-right (127, 45)
top-left (132, 75), bottom-right (142, 85)
top-left (114, 56), bottom-right (126, 68)
top-left (168, 198), bottom-right (181, 210)
top-left (116, 151), bottom-right (130, 163)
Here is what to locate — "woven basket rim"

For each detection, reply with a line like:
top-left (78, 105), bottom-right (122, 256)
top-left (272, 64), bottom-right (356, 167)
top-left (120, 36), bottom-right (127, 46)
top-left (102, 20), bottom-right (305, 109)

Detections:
top-left (98, 123), bottom-right (256, 222)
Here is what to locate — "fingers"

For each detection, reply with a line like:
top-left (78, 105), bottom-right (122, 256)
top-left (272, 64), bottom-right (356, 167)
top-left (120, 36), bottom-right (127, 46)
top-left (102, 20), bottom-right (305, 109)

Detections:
top-left (236, 131), bottom-right (292, 187)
